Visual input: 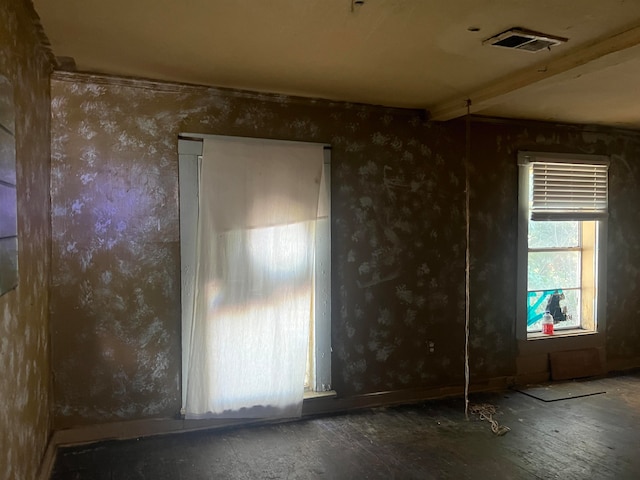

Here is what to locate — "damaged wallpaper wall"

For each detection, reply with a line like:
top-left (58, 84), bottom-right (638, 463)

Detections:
top-left (50, 71), bottom-right (640, 430)
top-left (50, 73), bottom-right (467, 429)
top-left (466, 120), bottom-right (640, 376)
top-left (0, 0), bottom-right (54, 478)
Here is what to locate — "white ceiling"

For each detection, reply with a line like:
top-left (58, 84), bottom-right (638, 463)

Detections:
top-left (33, 0), bottom-right (640, 129)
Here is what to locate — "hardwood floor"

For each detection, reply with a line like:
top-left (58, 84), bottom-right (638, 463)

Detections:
top-left (50, 373), bottom-right (640, 479)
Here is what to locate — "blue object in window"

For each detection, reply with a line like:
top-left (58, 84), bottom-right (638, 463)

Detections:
top-left (527, 289), bottom-right (563, 326)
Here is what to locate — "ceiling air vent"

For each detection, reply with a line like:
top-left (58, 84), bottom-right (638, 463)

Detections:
top-left (483, 28), bottom-right (568, 53)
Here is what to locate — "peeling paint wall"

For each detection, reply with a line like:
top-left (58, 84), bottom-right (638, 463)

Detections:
top-left (0, 0), bottom-right (53, 478)
top-left (50, 72), bottom-right (640, 429)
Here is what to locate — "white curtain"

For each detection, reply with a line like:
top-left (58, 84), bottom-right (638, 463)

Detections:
top-left (184, 136), bottom-right (324, 419)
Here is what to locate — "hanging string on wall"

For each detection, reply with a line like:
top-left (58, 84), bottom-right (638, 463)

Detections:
top-left (464, 98), bottom-right (472, 421)
top-left (462, 100), bottom-right (510, 436)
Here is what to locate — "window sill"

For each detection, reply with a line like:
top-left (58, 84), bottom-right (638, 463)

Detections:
top-left (303, 390), bottom-right (337, 400)
top-left (527, 328), bottom-right (598, 340)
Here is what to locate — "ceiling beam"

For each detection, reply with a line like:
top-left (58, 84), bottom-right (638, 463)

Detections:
top-left (428, 22), bottom-right (640, 121)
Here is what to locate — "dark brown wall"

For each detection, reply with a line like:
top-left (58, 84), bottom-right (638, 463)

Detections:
top-left (50, 73), bottom-right (467, 428)
top-left (0, 0), bottom-right (53, 478)
top-left (49, 72), bottom-right (640, 430)
top-left (466, 121), bottom-right (640, 370)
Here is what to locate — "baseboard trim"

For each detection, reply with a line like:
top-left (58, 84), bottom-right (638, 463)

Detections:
top-left (607, 357), bottom-right (640, 374)
top-left (515, 371), bottom-right (551, 386)
top-left (302, 376), bottom-right (514, 416)
top-left (52, 416), bottom-right (272, 448)
top-left (38, 363), bottom-right (640, 477)
top-left (36, 434), bottom-right (58, 480)
top-left (40, 376), bottom-right (514, 472)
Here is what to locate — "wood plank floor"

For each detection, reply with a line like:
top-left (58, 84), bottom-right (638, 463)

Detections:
top-left (50, 373), bottom-right (640, 479)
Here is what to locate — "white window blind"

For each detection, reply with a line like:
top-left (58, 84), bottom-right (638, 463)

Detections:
top-left (519, 152), bottom-right (609, 221)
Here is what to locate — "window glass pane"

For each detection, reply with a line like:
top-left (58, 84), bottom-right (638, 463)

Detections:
top-left (526, 289), bottom-right (581, 332)
top-left (556, 289), bottom-right (581, 329)
top-left (526, 290), bottom-right (551, 331)
top-left (528, 251), bottom-right (580, 290)
top-left (529, 220), bottom-right (579, 248)
top-left (0, 183), bottom-right (17, 237)
top-left (0, 75), bottom-right (17, 297)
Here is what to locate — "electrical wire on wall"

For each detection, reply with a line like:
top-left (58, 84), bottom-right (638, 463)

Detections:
top-left (464, 99), bottom-right (472, 421)
top-left (463, 101), bottom-right (510, 436)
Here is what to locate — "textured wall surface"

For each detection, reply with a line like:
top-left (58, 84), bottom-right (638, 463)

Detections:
top-left (596, 132), bottom-right (640, 359)
top-left (50, 74), bottom-right (467, 428)
top-left (50, 72), bottom-right (640, 430)
top-left (0, 1), bottom-right (53, 479)
top-left (467, 120), bottom-right (640, 370)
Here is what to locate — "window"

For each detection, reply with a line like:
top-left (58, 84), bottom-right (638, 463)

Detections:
top-left (178, 136), bottom-right (331, 418)
top-left (517, 152), bottom-right (608, 339)
top-left (305, 157), bottom-right (331, 395)
top-left (0, 75), bottom-right (17, 296)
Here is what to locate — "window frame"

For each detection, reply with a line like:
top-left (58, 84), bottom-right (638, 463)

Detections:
top-left (0, 74), bottom-right (18, 296)
top-left (526, 220), bottom-right (591, 333)
top-left (516, 151), bottom-right (608, 341)
top-left (177, 135), bottom-right (332, 413)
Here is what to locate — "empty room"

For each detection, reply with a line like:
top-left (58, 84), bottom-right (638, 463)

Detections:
top-left (2, 1), bottom-right (640, 479)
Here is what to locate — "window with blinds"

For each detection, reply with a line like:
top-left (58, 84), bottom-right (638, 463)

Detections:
top-left (530, 162), bottom-right (608, 221)
top-left (516, 151), bottom-right (608, 339)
